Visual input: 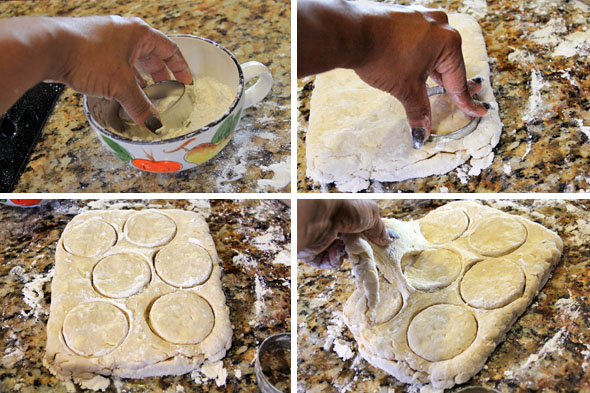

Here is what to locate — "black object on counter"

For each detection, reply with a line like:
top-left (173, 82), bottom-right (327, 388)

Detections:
top-left (0, 82), bottom-right (64, 192)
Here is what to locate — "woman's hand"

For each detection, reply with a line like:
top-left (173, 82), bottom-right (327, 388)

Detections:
top-left (297, 199), bottom-right (393, 269)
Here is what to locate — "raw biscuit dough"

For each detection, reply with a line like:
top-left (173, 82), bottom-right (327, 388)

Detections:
top-left (306, 12), bottom-right (503, 192)
top-left (155, 243), bottom-right (213, 288)
top-left (44, 209), bottom-right (232, 391)
top-left (343, 201), bottom-right (563, 389)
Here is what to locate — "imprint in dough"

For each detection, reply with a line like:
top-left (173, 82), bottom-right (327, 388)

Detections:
top-left (461, 259), bottom-right (525, 309)
top-left (404, 249), bottom-right (462, 291)
top-left (468, 216), bottom-right (527, 257)
top-left (63, 219), bottom-right (116, 257)
top-left (149, 292), bottom-right (214, 345)
top-left (63, 302), bottom-right (128, 357)
top-left (155, 243), bottom-right (213, 288)
top-left (125, 212), bottom-right (177, 247)
top-left (374, 280), bottom-right (403, 325)
top-left (420, 209), bottom-right (469, 244)
top-left (407, 304), bottom-right (477, 362)
top-left (92, 253), bottom-right (151, 298)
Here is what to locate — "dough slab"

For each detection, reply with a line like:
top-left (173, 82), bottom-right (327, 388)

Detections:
top-left (306, 12), bottom-right (503, 192)
top-left (44, 209), bottom-right (232, 390)
top-left (343, 201), bottom-right (563, 389)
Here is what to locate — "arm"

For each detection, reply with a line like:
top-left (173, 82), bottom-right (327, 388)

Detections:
top-left (0, 16), bottom-right (192, 131)
top-left (297, 1), bottom-right (489, 148)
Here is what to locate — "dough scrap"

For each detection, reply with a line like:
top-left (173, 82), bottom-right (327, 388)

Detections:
top-left (63, 302), bottom-right (129, 357)
top-left (342, 201), bottom-right (563, 389)
top-left (420, 209), bottom-right (469, 244)
top-left (155, 243), bottom-right (213, 288)
top-left (460, 259), bottom-right (525, 309)
top-left (306, 12), bottom-right (503, 192)
top-left (373, 280), bottom-right (403, 325)
top-left (407, 304), bottom-right (477, 362)
top-left (44, 209), bottom-right (232, 389)
top-left (149, 292), bottom-right (214, 345)
top-left (124, 211), bottom-right (177, 247)
top-left (92, 253), bottom-right (151, 298)
top-left (404, 249), bottom-right (462, 291)
top-left (468, 216), bottom-right (527, 257)
top-left (63, 219), bottom-right (116, 258)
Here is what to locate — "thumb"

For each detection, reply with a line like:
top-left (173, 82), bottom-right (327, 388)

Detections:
top-left (398, 83), bottom-right (432, 149)
top-left (116, 77), bottom-right (162, 133)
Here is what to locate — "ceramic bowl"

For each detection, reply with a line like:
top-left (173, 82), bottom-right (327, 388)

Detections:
top-left (83, 35), bottom-right (273, 173)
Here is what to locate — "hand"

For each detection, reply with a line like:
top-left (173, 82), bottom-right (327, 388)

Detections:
top-left (352, 4), bottom-right (489, 148)
top-left (297, 200), bottom-right (393, 269)
top-left (50, 16), bottom-right (193, 132)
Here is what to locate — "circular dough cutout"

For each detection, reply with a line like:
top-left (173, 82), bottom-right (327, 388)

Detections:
top-left (63, 302), bottom-right (128, 357)
top-left (155, 243), bottom-right (213, 288)
top-left (92, 253), bottom-right (151, 298)
top-left (420, 209), bottom-right (469, 244)
top-left (468, 216), bottom-right (527, 257)
top-left (63, 219), bottom-right (116, 257)
top-left (149, 292), bottom-right (214, 345)
top-left (374, 280), bottom-right (403, 325)
top-left (404, 249), bottom-right (462, 290)
top-left (461, 259), bottom-right (525, 309)
top-left (407, 304), bottom-right (477, 362)
top-left (124, 211), bottom-right (177, 247)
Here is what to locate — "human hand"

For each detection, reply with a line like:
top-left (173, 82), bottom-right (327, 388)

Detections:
top-left (297, 199), bottom-right (393, 269)
top-left (352, 4), bottom-right (489, 148)
top-left (49, 15), bottom-right (193, 132)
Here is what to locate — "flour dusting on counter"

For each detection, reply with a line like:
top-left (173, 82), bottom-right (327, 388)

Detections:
top-left (257, 157), bottom-right (291, 191)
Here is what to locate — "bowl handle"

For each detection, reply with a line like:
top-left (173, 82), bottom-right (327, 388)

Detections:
top-left (241, 61), bottom-right (273, 109)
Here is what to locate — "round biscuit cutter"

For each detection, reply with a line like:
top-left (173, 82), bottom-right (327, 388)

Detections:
top-left (427, 85), bottom-right (481, 141)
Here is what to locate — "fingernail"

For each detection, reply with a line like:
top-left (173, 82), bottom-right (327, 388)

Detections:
top-left (145, 114), bottom-right (163, 133)
top-left (411, 127), bottom-right (425, 149)
top-left (481, 102), bottom-right (491, 110)
top-left (472, 76), bottom-right (484, 84)
top-left (387, 228), bottom-right (400, 241)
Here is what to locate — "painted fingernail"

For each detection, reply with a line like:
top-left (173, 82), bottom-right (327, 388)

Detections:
top-left (472, 76), bottom-right (484, 84)
top-left (481, 102), bottom-right (491, 110)
top-left (411, 127), bottom-right (425, 149)
top-left (387, 228), bottom-right (400, 241)
top-left (145, 114), bottom-right (163, 133)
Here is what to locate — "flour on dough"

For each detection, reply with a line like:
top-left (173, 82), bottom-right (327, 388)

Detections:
top-left (342, 201), bottom-right (563, 389)
top-left (44, 209), bottom-right (232, 391)
top-left (306, 12), bottom-right (503, 192)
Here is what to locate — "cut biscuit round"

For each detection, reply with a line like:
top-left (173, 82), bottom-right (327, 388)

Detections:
top-left (63, 302), bottom-right (128, 357)
top-left (461, 259), bottom-right (525, 309)
top-left (92, 253), bottom-right (151, 298)
top-left (420, 209), bottom-right (469, 244)
top-left (468, 216), bottom-right (527, 257)
top-left (149, 292), bottom-right (214, 345)
top-left (155, 243), bottom-right (213, 288)
top-left (374, 280), bottom-right (403, 325)
top-left (407, 304), bottom-right (477, 362)
top-left (404, 249), bottom-right (462, 291)
top-left (63, 219), bottom-right (116, 258)
top-left (124, 211), bottom-right (177, 247)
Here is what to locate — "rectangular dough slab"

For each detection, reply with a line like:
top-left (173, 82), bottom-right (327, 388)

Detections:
top-left (306, 11), bottom-right (503, 192)
top-left (43, 209), bottom-right (232, 391)
top-left (343, 201), bottom-right (563, 389)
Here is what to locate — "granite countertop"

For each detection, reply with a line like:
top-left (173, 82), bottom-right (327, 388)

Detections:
top-left (297, 199), bottom-right (590, 392)
top-left (298, 0), bottom-right (590, 193)
top-left (0, 0), bottom-right (290, 193)
top-left (0, 199), bottom-right (291, 392)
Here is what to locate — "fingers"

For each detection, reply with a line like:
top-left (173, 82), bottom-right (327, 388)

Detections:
top-left (138, 54), bottom-right (171, 83)
top-left (398, 83), bottom-right (432, 149)
top-left (148, 30), bottom-right (193, 84)
top-left (363, 203), bottom-right (393, 247)
top-left (436, 29), bottom-right (489, 118)
top-left (298, 240), bottom-right (346, 269)
top-left (115, 74), bottom-right (162, 132)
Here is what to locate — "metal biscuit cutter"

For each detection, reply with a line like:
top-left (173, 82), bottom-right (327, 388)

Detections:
top-left (427, 85), bottom-right (481, 141)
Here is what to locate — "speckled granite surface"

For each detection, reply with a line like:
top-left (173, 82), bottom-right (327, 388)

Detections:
top-left (0, 0), bottom-right (290, 193)
top-left (298, 0), bottom-right (590, 193)
top-left (298, 199), bottom-right (590, 392)
top-left (0, 199), bottom-right (290, 392)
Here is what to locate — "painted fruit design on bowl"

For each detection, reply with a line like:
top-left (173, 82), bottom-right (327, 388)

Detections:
top-left (100, 135), bottom-right (182, 173)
